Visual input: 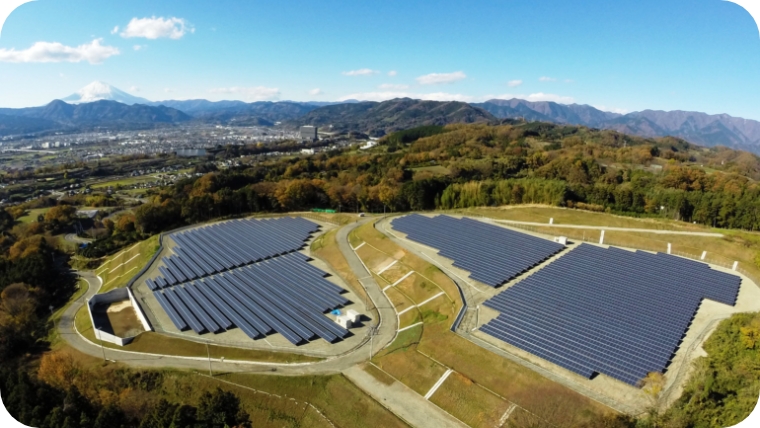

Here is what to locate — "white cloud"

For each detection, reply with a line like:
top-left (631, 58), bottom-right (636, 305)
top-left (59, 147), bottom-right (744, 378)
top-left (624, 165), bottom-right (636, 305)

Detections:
top-left (209, 86), bottom-right (281, 101)
top-left (416, 71), bottom-right (466, 85)
top-left (489, 92), bottom-right (575, 104)
top-left (507, 79), bottom-right (523, 88)
top-left (164, 88), bottom-right (176, 93)
top-left (133, 45), bottom-right (146, 51)
top-left (337, 91), bottom-right (476, 102)
top-left (309, 88), bottom-right (323, 96)
top-left (378, 83), bottom-right (409, 90)
top-left (0, 38), bottom-right (119, 64)
top-left (564, 79), bottom-right (574, 83)
top-left (120, 16), bottom-right (193, 40)
top-left (129, 86), bottom-right (140, 92)
top-left (342, 68), bottom-right (380, 76)
top-left (539, 76), bottom-right (557, 82)
top-left (593, 105), bottom-right (629, 114)
top-left (387, 70), bottom-right (397, 76)
top-left (111, 26), bottom-right (119, 35)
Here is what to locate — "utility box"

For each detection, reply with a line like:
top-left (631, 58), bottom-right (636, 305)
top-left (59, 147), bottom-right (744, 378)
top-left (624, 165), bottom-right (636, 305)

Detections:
top-left (346, 309), bottom-right (361, 323)
top-left (335, 315), bottom-right (353, 329)
top-left (554, 236), bottom-right (568, 245)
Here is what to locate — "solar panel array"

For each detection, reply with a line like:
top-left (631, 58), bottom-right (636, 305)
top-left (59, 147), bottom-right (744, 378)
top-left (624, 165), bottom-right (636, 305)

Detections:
top-left (144, 217), bottom-right (352, 345)
top-left (146, 217), bottom-right (320, 288)
top-left (392, 214), bottom-right (565, 287)
top-left (481, 244), bottom-right (741, 386)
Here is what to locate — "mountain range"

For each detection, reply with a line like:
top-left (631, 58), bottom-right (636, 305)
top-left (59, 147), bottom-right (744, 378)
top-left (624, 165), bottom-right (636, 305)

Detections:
top-left (1, 82), bottom-right (760, 153)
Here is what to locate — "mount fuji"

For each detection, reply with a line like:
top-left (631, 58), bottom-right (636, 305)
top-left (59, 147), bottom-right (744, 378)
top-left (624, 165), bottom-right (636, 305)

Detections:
top-left (61, 81), bottom-right (151, 105)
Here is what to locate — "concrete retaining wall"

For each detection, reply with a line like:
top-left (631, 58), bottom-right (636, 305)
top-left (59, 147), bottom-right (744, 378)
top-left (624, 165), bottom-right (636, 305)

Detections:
top-left (127, 287), bottom-right (153, 332)
top-left (87, 288), bottom-right (142, 346)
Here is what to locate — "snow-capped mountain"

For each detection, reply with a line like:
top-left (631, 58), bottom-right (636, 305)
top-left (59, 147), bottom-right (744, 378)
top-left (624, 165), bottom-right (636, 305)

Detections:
top-left (61, 81), bottom-right (151, 105)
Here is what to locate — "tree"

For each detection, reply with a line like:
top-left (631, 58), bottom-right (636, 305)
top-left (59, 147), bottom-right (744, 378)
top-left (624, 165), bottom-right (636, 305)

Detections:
top-left (44, 205), bottom-right (77, 232)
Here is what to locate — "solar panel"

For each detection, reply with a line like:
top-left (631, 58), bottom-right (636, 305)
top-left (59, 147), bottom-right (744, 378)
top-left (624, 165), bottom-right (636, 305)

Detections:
top-left (392, 214), bottom-right (565, 287)
top-left (481, 243), bottom-right (742, 386)
top-left (146, 218), bottom-right (352, 345)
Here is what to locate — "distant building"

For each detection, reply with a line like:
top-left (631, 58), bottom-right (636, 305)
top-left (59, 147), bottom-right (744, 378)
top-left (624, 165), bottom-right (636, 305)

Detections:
top-left (360, 141), bottom-right (378, 150)
top-left (300, 126), bottom-right (318, 142)
top-left (301, 148), bottom-right (315, 155)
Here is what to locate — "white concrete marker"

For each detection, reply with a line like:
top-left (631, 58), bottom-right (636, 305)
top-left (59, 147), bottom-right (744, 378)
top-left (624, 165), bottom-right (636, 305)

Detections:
top-left (398, 322), bottom-right (423, 333)
top-left (733, 261), bottom-right (739, 271)
top-left (392, 271), bottom-right (415, 287)
top-left (498, 404), bottom-right (518, 426)
top-left (599, 230), bottom-right (605, 245)
top-left (667, 243), bottom-right (671, 254)
top-left (108, 253), bottom-right (141, 274)
top-left (424, 369), bottom-right (453, 400)
top-left (377, 260), bottom-right (398, 275)
top-left (701, 251), bottom-right (707, 260)
top-left (397, 292), bottom-right (446, 315)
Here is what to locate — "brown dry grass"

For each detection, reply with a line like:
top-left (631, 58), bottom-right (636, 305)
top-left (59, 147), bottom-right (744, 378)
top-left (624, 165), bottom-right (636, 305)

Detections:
top-left (363, 363), bottom-right (396, 386)
top-left (374, 348), bottom-right (448, 395)
top-left (395, 274), bottom-right (442, 305)
top-left (310, 228), bottom-right (370, 306)
top-left (398, 310), bottom-right (422, 328)
top-left (429, 371), bottom-right (511, 428)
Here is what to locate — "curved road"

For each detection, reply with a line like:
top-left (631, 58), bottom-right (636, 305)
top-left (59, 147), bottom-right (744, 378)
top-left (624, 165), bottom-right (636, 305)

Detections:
top-left (58, 218), bottom-right (398, 375)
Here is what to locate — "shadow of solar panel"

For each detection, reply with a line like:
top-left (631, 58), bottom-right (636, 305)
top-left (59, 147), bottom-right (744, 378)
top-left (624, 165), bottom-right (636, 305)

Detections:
top-left (480, 243), bottom-right (742, 386)
top-left (392, 214), bottom-right (565, 287)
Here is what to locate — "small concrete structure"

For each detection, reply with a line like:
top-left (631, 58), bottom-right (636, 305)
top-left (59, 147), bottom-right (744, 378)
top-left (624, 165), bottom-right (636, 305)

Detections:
top-left (346, 309), bottom-right (361, 323)
top-left (87, 287), bottom-right (152, 346)
top-left (553, 236), bottom-right (567, 245)
top-left (335, 314), bottom-right (353, 329)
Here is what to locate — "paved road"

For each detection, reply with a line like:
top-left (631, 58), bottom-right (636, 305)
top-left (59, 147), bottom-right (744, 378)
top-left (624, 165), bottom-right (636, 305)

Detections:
top-left (58, 220), bottom-right (398, 376)
top-left (493, 219), bottom-right (724, 237)
top-left (344, 365), bottom-right (466, 428)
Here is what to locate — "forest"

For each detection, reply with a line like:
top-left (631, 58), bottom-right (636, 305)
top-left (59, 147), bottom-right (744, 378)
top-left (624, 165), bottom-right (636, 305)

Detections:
top-left (115, 122), bottom-right (760, 241)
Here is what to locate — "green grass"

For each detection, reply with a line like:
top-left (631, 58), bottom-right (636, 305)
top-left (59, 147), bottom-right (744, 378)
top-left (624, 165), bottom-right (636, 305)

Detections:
top-left (410, 165), bottom-right (451, 175)
top-left (91, 175), bottom-right (157, 189)
top-left (17, 207), bottom-right (52, 223)
top-left (97, 235), bottom-right (160, 292)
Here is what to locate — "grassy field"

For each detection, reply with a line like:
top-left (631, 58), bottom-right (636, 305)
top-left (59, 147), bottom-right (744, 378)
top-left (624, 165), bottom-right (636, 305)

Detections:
top-left (48, 278), bottom-right (89, 346)
top-left (17, 207), bottom-right (52, 223)
top-left (74, 305), bottom-right (321, 363)
top-left (411, 165), bottom-right (451, 176)
top-left (52, 346), bottom-right (387, 428)
top-left (343, 220), bottom-right (611, 427)
top-left (97, 235), bottom-right (160, 292)
top-left (220, 372), bottom-right (409, 428)
top-left (454, 205), bottom-right (707, 231)
top-left (91, 175), bottom-right (157, 189)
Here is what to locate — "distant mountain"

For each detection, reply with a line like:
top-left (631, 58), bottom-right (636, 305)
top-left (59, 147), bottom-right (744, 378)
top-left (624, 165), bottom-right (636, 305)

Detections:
top-left (478, 99), bottom-right (760, 152)
top-left (191, 101), bottom-right (320, 125)
top-left (602, 110), bottom-right (760, 152)
top-left (295, 98), bottom-right (496, 136)
top-left (61, 81), bottom-right (151, 105)
top-left (0, 100), bottom-right (191, 135)
top-left (476, 99), bottom-right (621, 128)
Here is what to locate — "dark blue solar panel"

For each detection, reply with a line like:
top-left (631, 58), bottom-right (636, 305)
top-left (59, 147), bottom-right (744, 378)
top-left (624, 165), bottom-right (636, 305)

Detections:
top-left (147, 217), bottom-right (351, 346)
top-left (481, 243), bottom-right (742, 386)
top-left (392, 214), bottom-right (565, 287)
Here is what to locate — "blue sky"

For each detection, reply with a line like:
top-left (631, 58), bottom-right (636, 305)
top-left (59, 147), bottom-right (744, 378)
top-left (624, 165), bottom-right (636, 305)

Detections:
top-left (0, 0), bottom-right (758, 119)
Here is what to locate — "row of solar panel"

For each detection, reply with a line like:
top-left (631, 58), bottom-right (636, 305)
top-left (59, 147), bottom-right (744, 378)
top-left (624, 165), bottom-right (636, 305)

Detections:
top-left (151, 253), bottom-right (351, 345)
top-left (481, 243), bottom-right (742, 386)
top-left (392, 214), bottom-right (564, 287)
top-left (147, 217), bottom-right (320, 289)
